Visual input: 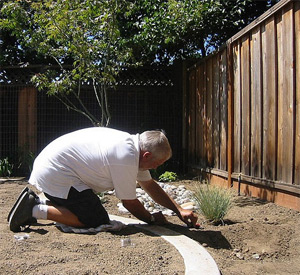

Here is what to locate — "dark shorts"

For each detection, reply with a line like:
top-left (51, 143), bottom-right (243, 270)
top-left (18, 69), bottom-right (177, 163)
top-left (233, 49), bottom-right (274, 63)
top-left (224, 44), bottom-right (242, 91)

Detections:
top-left (44, 187), bottom-right (110, 228)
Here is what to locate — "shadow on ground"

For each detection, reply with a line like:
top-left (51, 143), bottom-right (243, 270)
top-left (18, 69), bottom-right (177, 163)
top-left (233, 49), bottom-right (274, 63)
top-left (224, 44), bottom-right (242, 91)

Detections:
top-left (233, 196), bottom-right (269, 207)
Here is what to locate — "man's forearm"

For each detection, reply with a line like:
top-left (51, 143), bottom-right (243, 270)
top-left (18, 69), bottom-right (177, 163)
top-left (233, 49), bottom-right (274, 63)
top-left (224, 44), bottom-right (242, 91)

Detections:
top-left (122, 198), bottom-right (152, 223)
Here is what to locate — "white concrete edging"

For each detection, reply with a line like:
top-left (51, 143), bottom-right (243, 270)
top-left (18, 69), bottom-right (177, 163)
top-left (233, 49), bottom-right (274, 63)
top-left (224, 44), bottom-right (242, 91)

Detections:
top-left (109, 214), bottom-right (220, 275)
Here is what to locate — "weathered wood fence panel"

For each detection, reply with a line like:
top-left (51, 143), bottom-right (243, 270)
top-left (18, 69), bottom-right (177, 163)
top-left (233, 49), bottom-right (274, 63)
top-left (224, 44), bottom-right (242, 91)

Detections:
top-left (250, 26), bottom-right (262, 178)
top-left (219, 51), bottom-right (227, 171)
top-left (295, 1), bottom-right (300, 185)
top-left (233, 43), bottom-right (241, 174)
top-left (187, 50), bottom-right (228, 171)
top-left (188, 70), bottom-right (196, 164)
top-left (185, 0), bottom-right (300, 199)
top-left (277, 3), bottom-right (294, 184)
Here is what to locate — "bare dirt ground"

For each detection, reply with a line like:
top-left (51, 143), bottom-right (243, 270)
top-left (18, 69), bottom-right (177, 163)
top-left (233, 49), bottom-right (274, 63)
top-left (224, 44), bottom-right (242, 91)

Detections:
top-left (1, 180), bottom-right (300, 275)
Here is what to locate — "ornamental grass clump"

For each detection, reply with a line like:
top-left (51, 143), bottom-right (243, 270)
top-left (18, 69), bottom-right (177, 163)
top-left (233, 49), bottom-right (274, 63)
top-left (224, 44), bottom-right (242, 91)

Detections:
top-left (193, 183), bottom-right (233, 224)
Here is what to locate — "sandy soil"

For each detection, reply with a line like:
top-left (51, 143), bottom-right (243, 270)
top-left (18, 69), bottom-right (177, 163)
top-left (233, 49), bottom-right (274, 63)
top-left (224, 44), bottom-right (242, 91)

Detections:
top-left (1, 180), bottom-right (300, 275)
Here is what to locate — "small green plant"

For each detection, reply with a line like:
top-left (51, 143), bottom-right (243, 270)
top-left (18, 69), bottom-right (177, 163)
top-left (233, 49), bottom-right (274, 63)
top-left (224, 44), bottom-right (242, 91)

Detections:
top-left (97, 192), bottom-right (106, 203)
top-left (0, 158), bottom-right (14, 177)
top-left (158, 171), bottom-right (178, 182)
top-left (193, 183), bottom-right (233, 224)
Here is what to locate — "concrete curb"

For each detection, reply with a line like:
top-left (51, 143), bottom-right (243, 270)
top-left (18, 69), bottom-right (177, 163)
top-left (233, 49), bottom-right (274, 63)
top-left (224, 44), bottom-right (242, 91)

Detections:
top-left (109, 214), bottom-right (220, 275)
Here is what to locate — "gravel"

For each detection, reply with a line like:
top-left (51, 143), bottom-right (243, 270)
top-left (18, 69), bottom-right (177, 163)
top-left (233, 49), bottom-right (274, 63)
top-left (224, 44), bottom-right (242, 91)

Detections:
top-left (111, 182), bottom-right (198, 215)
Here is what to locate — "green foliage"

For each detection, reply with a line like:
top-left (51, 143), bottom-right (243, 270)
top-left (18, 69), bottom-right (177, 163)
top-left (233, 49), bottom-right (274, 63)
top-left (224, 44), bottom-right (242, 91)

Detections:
top-left (97, 192), bottom-right (106, 203)
top-left (158, 171), bottom-right (178, 182)
top-left (0, 0), bottom-right (279, 66)
top-left (118, 0), bottom-right (207, 63)
top-left (0, 158), bottom-right (14, 177)
top-left (193, 182), bottom-right (233, 224)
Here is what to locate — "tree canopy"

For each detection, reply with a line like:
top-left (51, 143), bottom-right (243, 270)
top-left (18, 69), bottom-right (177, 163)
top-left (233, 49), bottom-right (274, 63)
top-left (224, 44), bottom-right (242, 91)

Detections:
top-left (1, 0), bottom-right (279, 66)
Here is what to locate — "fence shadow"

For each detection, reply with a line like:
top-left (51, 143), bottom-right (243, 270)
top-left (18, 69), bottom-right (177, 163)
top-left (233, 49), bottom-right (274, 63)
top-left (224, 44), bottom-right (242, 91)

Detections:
top-left (233, 196), bottom-right (269, 207)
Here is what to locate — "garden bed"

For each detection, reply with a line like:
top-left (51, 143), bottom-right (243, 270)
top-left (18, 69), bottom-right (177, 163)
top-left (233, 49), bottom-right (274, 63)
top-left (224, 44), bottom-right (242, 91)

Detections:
top-left (1, 180), bottom-right (300, 275)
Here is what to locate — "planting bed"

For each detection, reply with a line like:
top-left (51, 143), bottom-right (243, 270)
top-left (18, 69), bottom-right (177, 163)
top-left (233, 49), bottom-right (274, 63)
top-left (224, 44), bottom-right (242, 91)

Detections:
top-left (1, 180), bottom-right (300, 275)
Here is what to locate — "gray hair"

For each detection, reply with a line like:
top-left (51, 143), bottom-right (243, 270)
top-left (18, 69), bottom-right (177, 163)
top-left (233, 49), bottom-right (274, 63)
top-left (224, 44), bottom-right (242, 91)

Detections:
top-left (139, 130), bottom-right (172, 160)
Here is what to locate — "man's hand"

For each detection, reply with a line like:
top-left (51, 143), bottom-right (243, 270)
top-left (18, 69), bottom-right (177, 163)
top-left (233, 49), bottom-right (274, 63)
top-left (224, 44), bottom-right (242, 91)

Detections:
top-left (138, 180), bottom-right (201, 228)
top-left (179, 209), bottom-right (200, 228)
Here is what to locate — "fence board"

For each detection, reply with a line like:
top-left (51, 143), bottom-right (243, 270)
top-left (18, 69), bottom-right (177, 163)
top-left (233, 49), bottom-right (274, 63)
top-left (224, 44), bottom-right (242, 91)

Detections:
top-left (212, 55), bottom-right (220, 168)
top-left (206, 59), bottom-right (213, 166)
top-left (276, 11), bottom-right (283, 182)
top-left (233, 42), bottom-right (241, 172)
top-left (241, 35), bottom-right (251, 175)
top-left (220, 49), bottom-right (227, 171)
top-left (295, 1), bottom-right (300, 185)
top-left (196, 65), bottom-right (204, 165)
top-left (262, 16), bottom-right (277, 180)
top-left (277, 4), bottom-right (294, 183)
top-left (188, 70), bottom-right (196, 163)
top-left (203, 64), bottom-right (208, 166)
top-left (250, 26), bottom-right (262, 178)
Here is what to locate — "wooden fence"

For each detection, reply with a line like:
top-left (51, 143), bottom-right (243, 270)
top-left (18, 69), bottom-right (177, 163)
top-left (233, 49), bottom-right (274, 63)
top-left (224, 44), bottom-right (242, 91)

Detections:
top-left (184, 0), bottom-right (300, 209)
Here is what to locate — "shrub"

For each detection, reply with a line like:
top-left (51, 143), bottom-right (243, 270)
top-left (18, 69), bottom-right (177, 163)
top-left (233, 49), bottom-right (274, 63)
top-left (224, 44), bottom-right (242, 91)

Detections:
top-left (193, 183), bottom-right (233, 224)
top-left (0, 157), bottom-right (14, 177)
top-left (158, 171), bottom-right (178, 182)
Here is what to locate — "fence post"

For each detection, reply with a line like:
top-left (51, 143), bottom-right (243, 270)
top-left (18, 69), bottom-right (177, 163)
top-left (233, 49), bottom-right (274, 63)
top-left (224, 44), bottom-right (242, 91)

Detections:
top-left (18, 87), bottom-right (37, 154)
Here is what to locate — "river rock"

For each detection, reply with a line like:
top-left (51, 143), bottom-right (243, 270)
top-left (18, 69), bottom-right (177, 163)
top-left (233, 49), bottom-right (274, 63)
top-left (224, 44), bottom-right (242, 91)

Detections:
top-left (116, 182), bottom-right (197, 215)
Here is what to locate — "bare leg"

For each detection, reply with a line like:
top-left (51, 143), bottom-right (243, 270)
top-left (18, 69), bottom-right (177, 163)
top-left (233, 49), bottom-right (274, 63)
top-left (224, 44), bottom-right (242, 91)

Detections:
top-left (47, 205), bottom-right (85, 227)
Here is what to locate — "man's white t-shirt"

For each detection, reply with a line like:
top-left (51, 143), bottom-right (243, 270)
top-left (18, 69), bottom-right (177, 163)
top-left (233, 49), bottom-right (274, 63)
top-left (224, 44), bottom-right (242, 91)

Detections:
top-left (29, 127), bottom-right (152, 200)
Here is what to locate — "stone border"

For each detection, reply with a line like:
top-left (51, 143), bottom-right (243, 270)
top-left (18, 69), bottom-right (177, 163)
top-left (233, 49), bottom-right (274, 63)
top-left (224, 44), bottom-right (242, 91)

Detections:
top-left (109, 215), bottom-right (220, 275)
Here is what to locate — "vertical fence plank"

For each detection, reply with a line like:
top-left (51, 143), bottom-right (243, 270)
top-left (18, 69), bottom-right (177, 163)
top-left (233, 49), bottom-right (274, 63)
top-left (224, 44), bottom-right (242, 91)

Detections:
top-left (196, 65), bottom-right (205, 165)
top-left (295, 1), bottom-right (300, 185)
top-left (188, 69), bottom-right (196, 163)
top-left (182, 61), bottom-right (188, 168)
top-left (250, 26), bottom-right (262, 178)
top-left (220, 49), bottom-right (228, 171)
top-left (277, 4), bottom-right (294, 183)
top-left (241, 35), bottom-right (251, 175)
top-left (227, 45), bottom-right (234, 187)
top-left (276, 11), bottom-right (283, 182)
top-left (195, 65), bottom-right (200, 164)
top-left (203, 63), bottom-right (208, 166)
top-left (233, 42), bottom-right (241, 173)
top-left (212, 55), bottom-right (220, 169)
top-left (262, 16), bottom-right (277, 180)
top-left (206, 59), bottom-right (213, 166)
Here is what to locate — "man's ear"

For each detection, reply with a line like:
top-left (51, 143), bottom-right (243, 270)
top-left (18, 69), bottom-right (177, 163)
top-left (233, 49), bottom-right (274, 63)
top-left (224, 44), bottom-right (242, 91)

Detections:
top-left (142, 151), bottom-right (152, 159)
